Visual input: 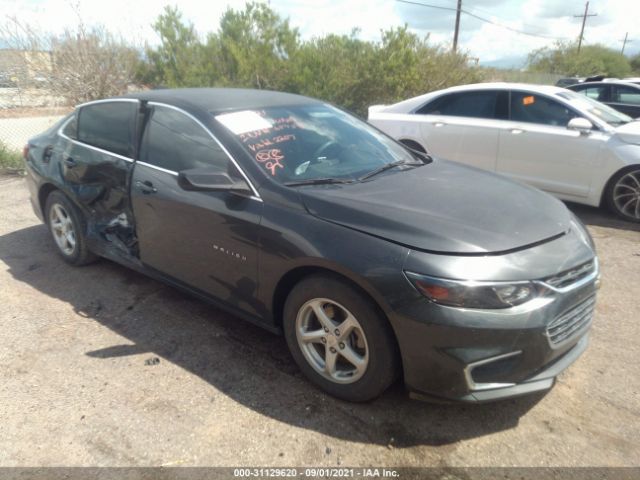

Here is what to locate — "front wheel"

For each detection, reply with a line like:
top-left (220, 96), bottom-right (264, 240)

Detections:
top-left (283, 274), bottom-right (399, 402)
top-left (605, 167), bottom-right (640, 223)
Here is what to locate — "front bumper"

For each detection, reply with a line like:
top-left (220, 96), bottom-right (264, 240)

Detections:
top-left (409, 333), bottom-right (589, 403)
top-left (391, 229), bottom-right (599, 403)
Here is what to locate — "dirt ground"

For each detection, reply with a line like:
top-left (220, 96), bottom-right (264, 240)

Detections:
top-left (0, 175), bottom-right (638, 467)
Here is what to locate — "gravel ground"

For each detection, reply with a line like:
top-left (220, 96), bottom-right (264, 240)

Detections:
top-left (0, 176), bottom-right (639, 467)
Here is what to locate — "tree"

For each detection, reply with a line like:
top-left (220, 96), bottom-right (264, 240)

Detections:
top-left (139, 6), bottom-right (208, 87)
top-left (528, 41), bottom-right (632, 78)
top-left (140, 4), bottom-right (482, 116)
top-left (210, 2), bottom-right (300, 90)
top-left (1, 16), bottom-right (140, 104)
top-left (50, 27), bottom-right (140, 104)
top-left (630, 53), bottom-right (640, 75)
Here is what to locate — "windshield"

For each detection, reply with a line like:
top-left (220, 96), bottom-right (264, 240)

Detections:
top-left (556, 91), bottom-right (633, 126)
top-left (215, 104), bottom-right (416, 184)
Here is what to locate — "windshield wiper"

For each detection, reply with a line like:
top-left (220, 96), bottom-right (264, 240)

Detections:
top-left (284, 177), bottom-right (354, 187)
top-left (358, 160), bottom-right (424, 181)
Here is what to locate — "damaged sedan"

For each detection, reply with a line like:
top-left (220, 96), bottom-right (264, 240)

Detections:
top-left (24, 88), bottom-right (599, 402)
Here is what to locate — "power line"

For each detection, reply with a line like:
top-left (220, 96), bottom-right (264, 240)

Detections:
top-left (573, 1), bottom-right (597, 53)
top-left (395, 0), bottom-right (565, 41)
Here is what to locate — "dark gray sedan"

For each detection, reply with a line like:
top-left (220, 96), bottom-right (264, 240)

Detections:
top-left (23, 88), bottom-right (599, 402)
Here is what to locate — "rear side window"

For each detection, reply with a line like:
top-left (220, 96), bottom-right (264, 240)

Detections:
top-left (62, 114), bottom-right (77, 139)
top-left (613, 86), bottom-right (640, 105)
top-left (510, 92), bottom-right (577, 127)
top-left (140, 105), bottom-right (231, 172)
top-left (416, 91), bottom-right (503, 119)
top-left (77, 102), bottom-right (136, 157)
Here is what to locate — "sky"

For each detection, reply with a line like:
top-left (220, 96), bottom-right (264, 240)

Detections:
top-left (1, 0), bottom-right (639, 68)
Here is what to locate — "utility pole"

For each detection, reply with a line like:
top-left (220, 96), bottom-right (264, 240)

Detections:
top-left (621, 32), bottom-right (632, 54)
top-left (452, 0), bottom-right (462, 53)
top-left (574, 1), bottom-right (597, 54)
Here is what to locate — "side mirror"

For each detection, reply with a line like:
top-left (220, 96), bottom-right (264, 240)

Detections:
top-left (178, 168), bottom-right (252, 194)
top-left (567, 117), bottom-right (593, 134)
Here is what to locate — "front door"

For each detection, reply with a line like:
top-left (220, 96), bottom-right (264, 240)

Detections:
top-left (497, 91), bottom-right (604, 199)
top-left (131, 103), bottom-right (263, 316)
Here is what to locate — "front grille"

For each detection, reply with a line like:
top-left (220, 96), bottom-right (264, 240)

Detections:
top-left (544, 260), bottom-right (596, 290)
top-left (547, 295), bottom-right (596, 345)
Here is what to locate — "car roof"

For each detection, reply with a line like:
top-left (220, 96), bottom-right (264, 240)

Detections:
top-left (120, 88), bottom-right (321, 114)
top-left (568, 80), bottom-right (640, 89)
top-left (382, 83), bottom-right (567, 113)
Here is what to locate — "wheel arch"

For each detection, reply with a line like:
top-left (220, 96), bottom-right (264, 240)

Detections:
top-left (599, 163), bottom-right (640, 207)
top-left (271, 264), bottom-right (404, 375)
top-left (272, 265), bottom-right (394, 329)
top-left (38, 183), bottom-right (60, 218)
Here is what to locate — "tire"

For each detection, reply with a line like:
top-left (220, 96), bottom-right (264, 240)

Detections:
top-left (283, 274), bottom-right (400, 402)
top-left (45, 190), bottom-right (98, 265)
top-left (605, 167), bottom-right (640, 223)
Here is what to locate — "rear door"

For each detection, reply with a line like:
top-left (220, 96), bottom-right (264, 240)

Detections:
top-left (131, 103), bottom-right (263, 315)
top-left (59, 99), bottom-right (139, 255)
top-left (496, 90), bottom-right (603, 199)
top-left (415, 90), bottom-right (507, 171)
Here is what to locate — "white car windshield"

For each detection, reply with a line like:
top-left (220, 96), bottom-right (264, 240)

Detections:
top-left (557, 91), bottom-right (633, 126)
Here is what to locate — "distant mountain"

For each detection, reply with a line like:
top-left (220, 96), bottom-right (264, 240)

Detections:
top-left (479, 55), bottom-right (528, 70)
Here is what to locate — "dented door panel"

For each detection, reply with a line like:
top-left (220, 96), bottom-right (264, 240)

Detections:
top-left (57, 101), bottom-right (140, 261)
top-left (62, 144), bottom-right (138, 261)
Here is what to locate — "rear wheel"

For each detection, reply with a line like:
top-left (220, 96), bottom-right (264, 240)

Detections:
top-left (605, 167), bottom-right (640, 223)
top-left (45, 190), bottom-right (97, 265)
top-left (283, 274), bottom-right (399, 402)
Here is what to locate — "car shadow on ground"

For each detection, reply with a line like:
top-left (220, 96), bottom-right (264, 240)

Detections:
top-left (566, 202), bottom-right (640, 232)
top-left (0, 225), bottom-right (545, 448)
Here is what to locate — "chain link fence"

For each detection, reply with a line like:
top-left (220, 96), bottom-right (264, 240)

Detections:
top-left (0, 86), bottom-right (70, 172)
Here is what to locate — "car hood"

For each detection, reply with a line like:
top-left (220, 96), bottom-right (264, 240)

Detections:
top-left (614, 121), bottom-right (640, 145)
top-left (298, 160), bottom-right (572, 254)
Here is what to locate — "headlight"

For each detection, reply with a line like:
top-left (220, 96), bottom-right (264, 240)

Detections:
top-left (405, 272), bottom-right (538, 309)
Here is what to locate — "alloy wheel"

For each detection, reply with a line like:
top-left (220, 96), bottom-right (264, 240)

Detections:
top-left (613, 170), bottom-right (640, 220)
top-left (49, 203), bottom-right (76, 256)
top-left (295, 298), bottom-right (369, 384)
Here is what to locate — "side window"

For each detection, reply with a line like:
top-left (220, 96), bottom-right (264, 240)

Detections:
top-left (577, 85), bottom-right (608, 101)
top-left (140, 105), bottom-right (233, 173)
top-left (77, 102), bottom-right (136, 157)
top-left (62, 114), bottom-right (78, 139)
top-left (510, 92), bottom-right (577, 127)
top-left (416, 91), bottom-right (501, 119)
top-left (613, 86), bottom-right (640, 105)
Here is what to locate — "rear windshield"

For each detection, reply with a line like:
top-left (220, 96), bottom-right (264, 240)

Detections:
top-left (215, 104), bottom-right (414, 184)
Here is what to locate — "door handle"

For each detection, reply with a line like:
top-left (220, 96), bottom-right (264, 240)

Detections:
top-left (64, 157), bottom-right (77, 168)
top-left (432, 122), bottom-right (446, 127)
top-left (510, 128), bottom-right (525, 135)
top-left (135, 180), bottom-right (157, 194)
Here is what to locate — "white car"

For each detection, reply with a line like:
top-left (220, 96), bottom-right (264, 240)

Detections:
top-left (368, 83), bottom-right (640, 222)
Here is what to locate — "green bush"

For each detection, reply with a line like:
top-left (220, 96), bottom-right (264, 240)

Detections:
top-left (139, 4), bottom-right (482, 117)
top-left (0, 141), bottom-right (24, 174)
